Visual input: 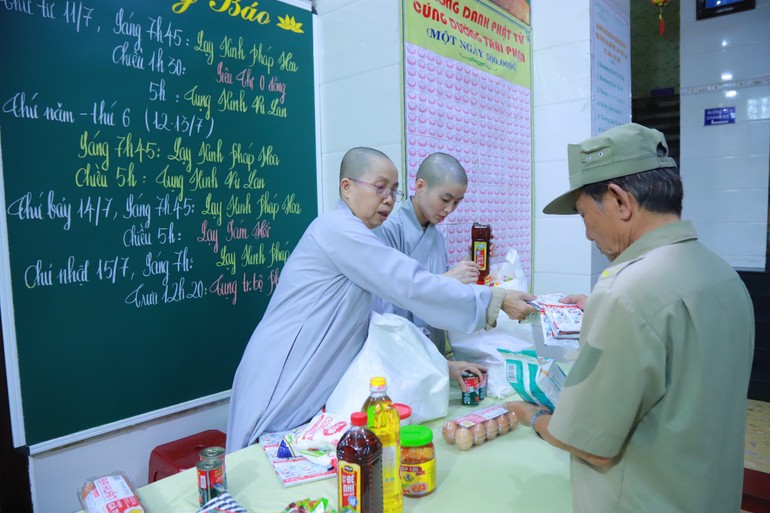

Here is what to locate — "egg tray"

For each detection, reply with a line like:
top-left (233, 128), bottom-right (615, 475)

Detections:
top-left (441, 404), bottom-right (519, 451)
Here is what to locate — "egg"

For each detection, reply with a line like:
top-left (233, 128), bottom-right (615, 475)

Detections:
top-left (442, 420), bottom-right (458, 444)
top-left (496, 413), bottom-right (510, 435)
top-left (455, 427), bottom-right (473, 451)
top-left (506, 411), bottom-right (520, 430)
top-left (484, 419), bottom-right (498, 440)
top-left (471, 423), bottom-right (486, 445)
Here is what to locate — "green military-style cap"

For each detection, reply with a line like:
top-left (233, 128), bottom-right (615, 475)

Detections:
top-left (543, 123), bottom-right (677, 215)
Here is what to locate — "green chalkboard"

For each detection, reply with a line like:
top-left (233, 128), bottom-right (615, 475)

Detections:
top-left (0, 0), bottom-right (316, 448)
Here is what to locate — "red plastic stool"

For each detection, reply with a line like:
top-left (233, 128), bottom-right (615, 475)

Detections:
top-left (148, 429), bottom-right (226, 483)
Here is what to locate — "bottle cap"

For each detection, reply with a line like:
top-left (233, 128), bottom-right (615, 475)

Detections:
top-left (393, 403), bottom-right (412, 422)
top-left (369, 376), bottom-right (387, 391)
top-left (370, 376), bottom-right (386, 387)
top-left (350, 411), bottom-right (368, 426)
top-left (400, 425), bottom-right (433, 447)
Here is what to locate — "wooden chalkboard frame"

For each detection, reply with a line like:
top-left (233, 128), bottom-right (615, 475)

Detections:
top-left (0, 0), bottom-right (321, 453)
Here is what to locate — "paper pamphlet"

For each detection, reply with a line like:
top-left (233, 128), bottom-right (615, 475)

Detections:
top-left (527, 293), bottom-right (583, 349)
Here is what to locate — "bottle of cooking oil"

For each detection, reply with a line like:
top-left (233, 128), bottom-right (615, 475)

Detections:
top-left (362, 376), bottom-right (403, 513)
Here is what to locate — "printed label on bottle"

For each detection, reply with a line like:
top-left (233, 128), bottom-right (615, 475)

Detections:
top-left (338, 461), bottom-right (362, 513)
top-left (473, 241), bottom-right (488, 271)
top-left (400, 458), bottom-right (436, 496)
top-left (381, 444), bottom-right (399, 487)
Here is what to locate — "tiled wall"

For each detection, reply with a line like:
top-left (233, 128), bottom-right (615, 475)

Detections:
top-left (630, 0), bottom-right (680, 98)
top-left (531, 0), bottom-right (628, 295)
top-left (317, 0), bottom-right (402, 212)
top-left (680, 0), bottom-right (770, 270)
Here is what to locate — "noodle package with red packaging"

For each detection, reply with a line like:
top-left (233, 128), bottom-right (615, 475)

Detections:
top-left (79, 471), bottom-right (147, 513)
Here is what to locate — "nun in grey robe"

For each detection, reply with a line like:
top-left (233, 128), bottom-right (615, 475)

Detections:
top-left (226, 199), bottom-right (501, 452)
top-left (374, 197), bottom-right (450, 351)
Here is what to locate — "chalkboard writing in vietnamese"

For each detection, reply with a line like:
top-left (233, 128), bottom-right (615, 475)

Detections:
top-left (0, 0), bottom-right (317, 447)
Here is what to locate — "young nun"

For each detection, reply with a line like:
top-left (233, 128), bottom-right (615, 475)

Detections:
top-left (375, 152), bottom-right (491, 386)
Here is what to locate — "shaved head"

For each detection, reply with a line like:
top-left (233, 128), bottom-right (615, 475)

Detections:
top-left (416, 153), bottom-right (467, 187)
top-left (338, 147), bottom-right (398, 228)
top-left (340, 147), bottom-right (392, 181)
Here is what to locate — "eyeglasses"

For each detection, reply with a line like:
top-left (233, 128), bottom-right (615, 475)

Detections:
top-left (350, 178), bottom-right (404, 200)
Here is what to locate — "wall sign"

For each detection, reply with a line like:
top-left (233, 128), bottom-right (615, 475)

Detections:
top-left (591, 0), bottom-right (632, 135)
top-left (704, 106), bottom-right (736, 126)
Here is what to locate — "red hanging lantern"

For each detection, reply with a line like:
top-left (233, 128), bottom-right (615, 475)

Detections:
top-left (651, 0), bottom-right (670, 35)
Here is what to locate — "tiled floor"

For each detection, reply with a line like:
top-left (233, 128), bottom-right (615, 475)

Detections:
top-left (746, 399), bottom-right (770, 473)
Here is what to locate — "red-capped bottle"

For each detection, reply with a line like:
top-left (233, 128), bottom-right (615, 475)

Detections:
top-left (337, 411), bottom-right (384, 513)
top-left (471, 222), bottom-right (492, 285)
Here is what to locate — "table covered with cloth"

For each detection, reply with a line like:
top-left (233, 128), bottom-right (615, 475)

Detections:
top-left (91, 389), bottom-right (572, 513)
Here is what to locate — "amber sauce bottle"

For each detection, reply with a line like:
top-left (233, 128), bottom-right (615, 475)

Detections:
top-left (337, 411), bottom-right (384, 513)
top-left (471, 222), bottom-right (492, 285)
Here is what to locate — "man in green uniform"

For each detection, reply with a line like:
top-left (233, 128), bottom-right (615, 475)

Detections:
top-left (507, 123), bottom-right (755, 512)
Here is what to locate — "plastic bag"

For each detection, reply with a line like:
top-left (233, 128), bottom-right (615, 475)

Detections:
top-left (498, 349), bottom-right (566, 410)
top-left (448, 326), bottom-right (536, 399)
top-left (79, 471), bottom-right (147, 513)
top-left (490, 247), bottom-right (530, 291)
top-left (325, 313), bottom-right (449, 424)
top-left (448, 279), bottom-right (539, 399)
top-left (199, 492), bottom-right (249, 513)
top-left (282, 412), bottom-right (349, 468)
top-left (280, 497), bottom-right (334, 513)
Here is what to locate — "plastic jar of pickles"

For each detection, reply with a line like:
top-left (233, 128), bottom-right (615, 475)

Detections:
top-left (399, 425), bottom-right (436, 497)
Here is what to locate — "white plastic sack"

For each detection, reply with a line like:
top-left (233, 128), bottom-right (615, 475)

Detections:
top-left (493, 247), bottom-right (530, 292)
top-left (448, 276), bottom-right (538, 399)
top-left (448, 324), bottom-right (537, 399)
top-left (325, 313), bottom-right (449, 424)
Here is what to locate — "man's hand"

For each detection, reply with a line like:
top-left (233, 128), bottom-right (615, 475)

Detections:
top-left (503, 400), bottom-right (614, 468)
top-left (560, 294), bottom-right (588, 311)
top-left (444, 261), bottom-right (480, 284)
top-left (501, 289), bottom-right (536, 321)
top-left (448, 360), bottom-right (487, 391)
top-left (503, 400), bottom-right (549, 426)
